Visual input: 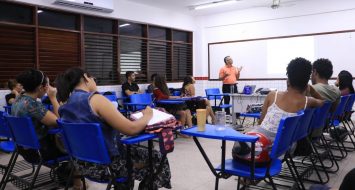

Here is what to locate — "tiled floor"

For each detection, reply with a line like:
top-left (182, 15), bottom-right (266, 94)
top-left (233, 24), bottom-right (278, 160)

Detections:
top-left (0, 129), bottom-right (354, 190)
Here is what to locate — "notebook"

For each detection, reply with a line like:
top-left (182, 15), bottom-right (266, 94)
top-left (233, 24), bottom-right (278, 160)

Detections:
top-left (131, 108), bottom-right (175, 125)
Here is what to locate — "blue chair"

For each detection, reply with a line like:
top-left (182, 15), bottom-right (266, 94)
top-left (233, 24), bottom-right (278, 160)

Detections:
top-left (205, 88), bottom-right (232, 112)
top-left (2, 115), bottom-right (68, 190)
top-left (57, 120), bottom-right (159, 190)
top-left (327, 95), bottom-right (353, 159)
top-left (124, 93), bottom-right (154, 113)
top-left (57, 120), bottom-right (128, 189)
top-left (239, 112), bottom-right (261, 126)
top-left (342, 94), bottom-right (355, 134)
top-left (306, 102), bottom-right (340, 174)
top-left (0, 111), bottom-right (15, 153)
top-left (215, 112), bottom-right (303, 190)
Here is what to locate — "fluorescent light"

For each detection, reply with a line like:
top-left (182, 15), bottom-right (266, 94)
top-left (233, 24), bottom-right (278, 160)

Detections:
top-left (119, 23), bottom-right (130, 28)
top-left (37, 10), bottom-right (43, 13)
top-left (194, 0), bottom-right (237, 10)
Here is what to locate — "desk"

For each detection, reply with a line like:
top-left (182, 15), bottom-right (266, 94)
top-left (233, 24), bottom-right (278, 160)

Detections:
top-left (181, 125), bottom-right (258, 190)
top-left (230, 94), bottom-right (266, 125)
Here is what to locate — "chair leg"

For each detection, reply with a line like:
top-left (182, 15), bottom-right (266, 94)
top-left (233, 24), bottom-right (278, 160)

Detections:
top-left (215, 176), bottom-right (219, 190)
top-left (64, 165), bottom-right (74, 190)
top-left (29, 163), bottom-right (42, 190)
top-left (0, 151), bottom-right (19, 190)
top-left (237, 176), bottom-right (241, 190)
top-left (268, 176), bottom-right (277, 190)
top-left (0, 150), bottom-right (16, 190)
top-left (286, 156), bottom-right (305, 190)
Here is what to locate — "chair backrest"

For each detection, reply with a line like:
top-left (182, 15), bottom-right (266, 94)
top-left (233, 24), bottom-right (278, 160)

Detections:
top-left (3, 106), bottom-right (11, 114)
top-left (104, 94), bottom-right (118, 102)
top-left (332, 95), bottom-right (350, 118)
top-left (270, 112), bottom-right (303, 159)
top-left (0, 111), bottom-right (13, 138)
top-left (130, 93), bottom-right (153, 105)
top-left (309, 101), bottom-right (332, 131)
top-left (57, 120), bottom-right (111, 165)
top-left (172, 91), bottom-right (181, 96)
top-left (292, 108), bottom-right (316, 142)
top-left (4, 115), bottom-right (40, 149)
top-left (205, 88), bottom-right (223, 100)
top-left (344, 94), bottom-right (355, 112)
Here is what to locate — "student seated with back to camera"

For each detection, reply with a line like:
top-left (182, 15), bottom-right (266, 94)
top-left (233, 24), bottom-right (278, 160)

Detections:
top-left (232, 57), bottom-right (324, 167)
top-left (56, 68), bottom-right (172, 189)
top-left (153, 74), bottom-right (193, 129)
top-left (181, 76), bottom-right (216, 124)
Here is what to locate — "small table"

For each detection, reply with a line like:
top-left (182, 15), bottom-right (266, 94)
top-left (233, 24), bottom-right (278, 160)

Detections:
top-left (181, 125), bottom-right (258, 190)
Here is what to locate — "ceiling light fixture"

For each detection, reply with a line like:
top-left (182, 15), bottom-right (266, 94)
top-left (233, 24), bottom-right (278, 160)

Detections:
top-left (119, 23), bottom-right (130, 28)
top-left (193, 0), bottom-right (238, 10)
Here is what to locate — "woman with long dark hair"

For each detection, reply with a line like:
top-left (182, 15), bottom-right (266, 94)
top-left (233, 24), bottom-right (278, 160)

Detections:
top-left (153, 74), bottom-right (193, 128)
top-left (335, 70), bottom-right (354, 95)
top-left (181, 76), bottom-right (216, 124)
top-left (56, 68), bottom-right (171, 189)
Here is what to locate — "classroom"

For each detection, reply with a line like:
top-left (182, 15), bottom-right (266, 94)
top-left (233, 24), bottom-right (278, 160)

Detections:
top-left (0, 0), bottom-right (355, 189)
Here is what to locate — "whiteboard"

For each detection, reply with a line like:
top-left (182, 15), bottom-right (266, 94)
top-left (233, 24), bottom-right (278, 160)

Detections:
top-left (209, 31), bottom-right (355, 80)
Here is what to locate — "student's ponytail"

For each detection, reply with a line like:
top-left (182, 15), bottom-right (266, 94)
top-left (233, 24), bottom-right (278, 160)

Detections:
top-left (56, 68), bottom-right (86, 102)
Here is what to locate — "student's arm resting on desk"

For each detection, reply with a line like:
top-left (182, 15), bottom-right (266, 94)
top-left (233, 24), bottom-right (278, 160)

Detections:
top-left (258, 91), bottom-right (274, 125)
top-left (125, 89), bottom-right (137, 96)
top-left (91, 94), bottom-right (153, 136)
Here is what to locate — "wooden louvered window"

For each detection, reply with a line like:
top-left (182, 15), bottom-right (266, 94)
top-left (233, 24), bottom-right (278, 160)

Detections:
top-left (84, 17), bottom-right (117, 85)
top-left (148, 41), bottom-right (171, 80)
top-left (0, 1), bottom-right (193, 88)
top-left (38, 29), bottom-right (80, 81)
top-left (0, 2), bottom-right (35, 86)
top-left (119, 37), bottom-right (147, 83)
top-left (0, 26), bottom-right (35, 85)
top-left (172, 44), bottom-right (192, 80)
top-left (171, 30), bottom-right (192, 80)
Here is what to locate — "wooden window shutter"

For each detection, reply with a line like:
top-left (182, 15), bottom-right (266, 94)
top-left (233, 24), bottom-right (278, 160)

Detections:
top-left (172, 43), bottom-right (192, 80)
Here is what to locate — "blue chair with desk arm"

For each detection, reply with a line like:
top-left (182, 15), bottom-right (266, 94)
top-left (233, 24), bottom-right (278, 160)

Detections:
top-left (124, 93), bottom-right (155, 116)
top-left (57, 120), bottom-right (160, 190)
top-left (181, 112), bottom-right (303, 190)
top-left (1, 115), bottom-right (69, 190)
top-left (102, 92), bottom-right (128, 116)
top-left (205, 88), bottom-right (232, 112)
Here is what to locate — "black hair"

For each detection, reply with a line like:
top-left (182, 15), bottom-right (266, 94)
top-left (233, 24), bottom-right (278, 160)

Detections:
top-left (125, 71), bottom-right (134, 79)
top-left (56, 68), bottom-right (89, 102)
top-left (338, 70), bottom-right (354, 94)
top-left (224, 56), bottom-right (230, 63)
top-left (16, 69), bottom-right (48, 92)
top-left (287, 57), bottom-right (312, 92)
top-left (312, 58), bottom-right (333, 80)
top-left (181, 76), bottom-right (193, 92)
top-left (150, 73), bottom-right (158, 81)
top-left (154, 74), bottom-right (170, 96)
top-left (7, 79), bottom-right (18, 90)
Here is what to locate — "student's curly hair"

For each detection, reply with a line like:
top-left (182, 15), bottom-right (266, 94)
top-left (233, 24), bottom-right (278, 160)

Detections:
top-left (312, 58), bottom-right (333, 80)
top-left (287, 57), bottom-right (312, 91)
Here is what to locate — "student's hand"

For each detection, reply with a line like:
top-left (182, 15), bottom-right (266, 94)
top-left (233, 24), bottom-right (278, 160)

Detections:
top-left (142, 106), bottom-right (153, 119)
top-left (47, 85), bottom-right (57, 99)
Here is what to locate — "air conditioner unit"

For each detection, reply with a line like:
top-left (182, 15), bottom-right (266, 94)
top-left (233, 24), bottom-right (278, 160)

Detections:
top-left (53, 0), bottom-right (114, 13)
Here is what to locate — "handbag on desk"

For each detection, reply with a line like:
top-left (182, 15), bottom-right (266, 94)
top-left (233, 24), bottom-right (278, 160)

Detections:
top-left (246, 103), bottom-right (263, 113)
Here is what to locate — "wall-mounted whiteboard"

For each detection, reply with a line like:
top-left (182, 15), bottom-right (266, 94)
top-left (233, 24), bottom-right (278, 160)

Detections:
top-left (208, 31), bottom-right (355, 80)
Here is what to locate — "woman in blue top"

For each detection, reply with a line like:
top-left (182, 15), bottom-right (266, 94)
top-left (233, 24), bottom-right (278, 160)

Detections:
top-left (56, 68), bottom-right (171, 189)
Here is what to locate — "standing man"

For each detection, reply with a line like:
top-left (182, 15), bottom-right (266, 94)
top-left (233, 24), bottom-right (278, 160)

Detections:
top-left (219, 56), bottom-right (243, 115)
top-left (122, 71), bottom-right (140, 96)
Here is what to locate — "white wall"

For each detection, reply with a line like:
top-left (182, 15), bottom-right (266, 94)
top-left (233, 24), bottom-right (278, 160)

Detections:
top-left (195, 0), bottom-right (355, 77)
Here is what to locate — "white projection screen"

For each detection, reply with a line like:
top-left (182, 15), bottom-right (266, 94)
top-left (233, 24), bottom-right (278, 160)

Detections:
top-left (208, 31), bottom-right (355, 80)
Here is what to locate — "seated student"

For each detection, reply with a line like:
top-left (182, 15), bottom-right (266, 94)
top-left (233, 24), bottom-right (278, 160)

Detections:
top-left (181, 76), bottom-right (216, 124)
top-left (232, 57), bottom-right (323, 166)
top-left (153, 74), bottom-right (193, 129)
top-left (56, 68), bottom-right (171, 189)
top-left (11, 69), bottom-right (83, 189)
top-left (335, 70), bottom-right (354, 96)
top-left (122, 71), bottom-right (141, 97)
top-left (5, 79), bottom-right (23, 106)
top-left (146, 73), bottom-right (158, 93)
